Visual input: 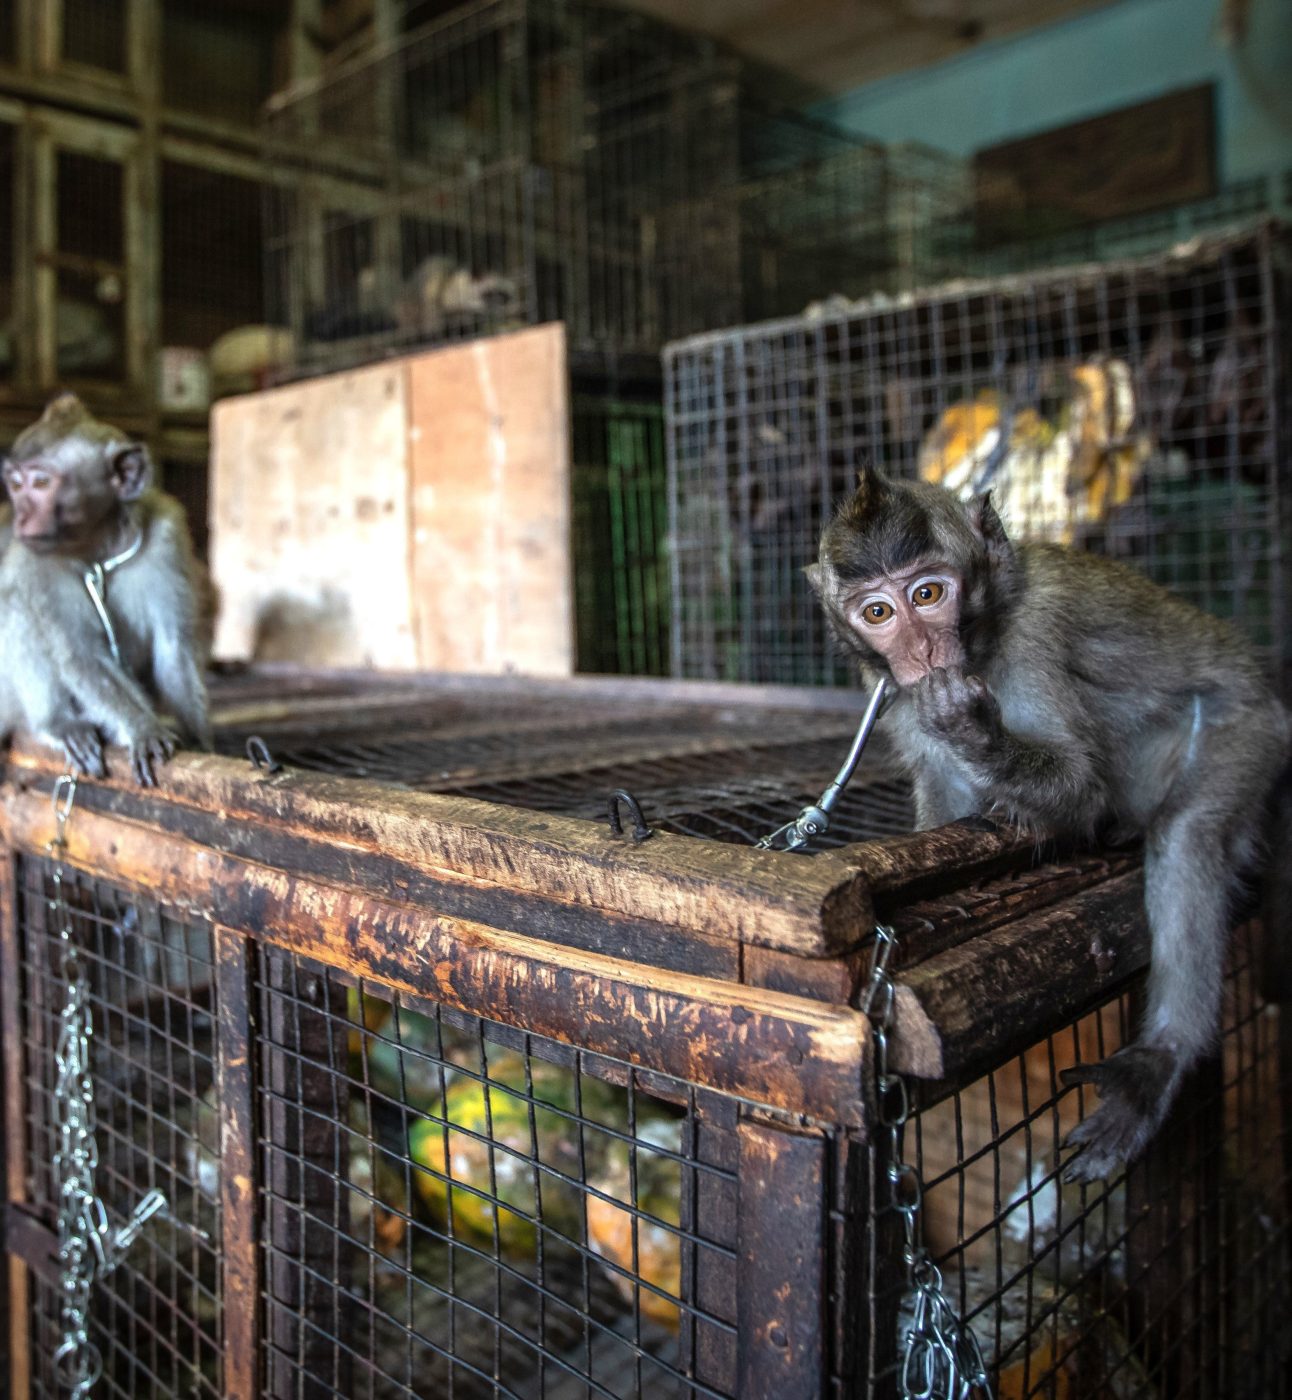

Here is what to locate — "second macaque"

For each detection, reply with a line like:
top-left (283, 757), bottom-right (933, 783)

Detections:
top-left (808, 466), bottom-right (1290, 1180)
top-left (0, 394), bottom-right (210, 785)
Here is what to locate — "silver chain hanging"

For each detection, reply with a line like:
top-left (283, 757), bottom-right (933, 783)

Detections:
top-left (47, 773), bottom-right (167, 1398)
top-left (862, 926), bottom-right (992, 1400)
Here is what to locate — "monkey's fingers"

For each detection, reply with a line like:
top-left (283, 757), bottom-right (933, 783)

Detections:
top-left (130, 732), bottom-right (176, 787)
top-left (59, 724), bottom-right (106, 779)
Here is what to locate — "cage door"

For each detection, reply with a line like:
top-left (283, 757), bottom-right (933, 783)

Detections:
top-left (31, 112), bottom-right (150, 397)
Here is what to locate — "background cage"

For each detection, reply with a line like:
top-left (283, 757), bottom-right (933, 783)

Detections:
top-left (1, 669), bottom-right (1288, 1398)
top-left (261, 0), bottom-right (969, 381)
top-left (664, 221), bottom-right (1292, 690)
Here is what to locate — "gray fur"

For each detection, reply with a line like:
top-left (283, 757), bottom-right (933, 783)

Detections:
top-left (810, 470), bottom-right (1291, 1180)
top-left (0, 396), bottom-right (210, 786)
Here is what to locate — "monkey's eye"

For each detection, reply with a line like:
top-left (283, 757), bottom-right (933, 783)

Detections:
top-left (29, 473), bottom-right (51, 490)
top-left (860, 600), bottom-right (894, 625)
top-left (911, 580), bottom-right (946, 607)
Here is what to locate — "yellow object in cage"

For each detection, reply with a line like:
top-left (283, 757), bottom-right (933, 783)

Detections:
top-left (408, 1053), bottom-right (588, 1254)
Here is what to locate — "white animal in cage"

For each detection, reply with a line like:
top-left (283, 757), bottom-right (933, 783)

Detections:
top-left (394, 256), bottom-right (522, 340)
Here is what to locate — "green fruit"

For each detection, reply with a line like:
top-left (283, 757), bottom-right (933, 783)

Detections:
top-left (408, 1053), bottom-right (588, 1254)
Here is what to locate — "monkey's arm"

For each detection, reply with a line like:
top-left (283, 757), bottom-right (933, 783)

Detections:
top-left (151, 629), bottom-right (211, 749)
top-left (914, 667), bottom-right (1106, 832)
top-left (138, 498), bottom-right (212, 748)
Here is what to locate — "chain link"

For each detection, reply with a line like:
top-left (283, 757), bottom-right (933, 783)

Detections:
top-left (862, 926), bottom-right (992, 1400)
top-left (47, 774), bottom-right (168, 1398)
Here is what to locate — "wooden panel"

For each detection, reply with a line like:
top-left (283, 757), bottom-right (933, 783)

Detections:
top-left (209, 363), bottom-right (418, 669)
top-left (407, 324), bottom-right (573, 675)
top-left (974, 85), bottom-right (1216, 238)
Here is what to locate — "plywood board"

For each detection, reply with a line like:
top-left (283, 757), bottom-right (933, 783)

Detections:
top-left (209, 326), bottom-right (573, 675)
top-left (407, 324), bottom-right (573, 676)
top-left (210, 364), bottom-right (418, 669)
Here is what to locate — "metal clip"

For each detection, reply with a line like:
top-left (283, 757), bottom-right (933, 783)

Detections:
top-left (607, 789), bottom-right (652, 843)
top-left (48, 773), bottom-right (78, 854)
top-left (104, 1188), bottom-right (168, 1272)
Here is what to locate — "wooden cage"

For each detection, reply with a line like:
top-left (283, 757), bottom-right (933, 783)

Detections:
top-left (0, 670), bottom-right (1288, 1398)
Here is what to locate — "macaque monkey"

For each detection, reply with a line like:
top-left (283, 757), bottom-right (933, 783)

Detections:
top-left (0, 394), bottom-right (211, 785)
top-left (808, 466), bottom-right (1291, 1180)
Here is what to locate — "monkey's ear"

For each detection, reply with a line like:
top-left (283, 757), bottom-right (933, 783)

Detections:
top-left (803, 562), bottom-right (823, 594)
top-left (968, 491), bottom-right (1017, 575)
top-left (856, 461), bottom-right (887, 492)
top-left (968, 491), bottom-right (1010, 547)
top-left (110, 444), bottom-right (151, 501)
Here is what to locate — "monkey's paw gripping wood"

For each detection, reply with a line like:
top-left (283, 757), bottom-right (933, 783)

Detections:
top-left (0, 669), bottom-right (1288, 1399)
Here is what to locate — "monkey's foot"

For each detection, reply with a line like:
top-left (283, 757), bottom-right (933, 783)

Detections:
top-left (1060, 1046), bottom-right (1177, 1183)
top-left (129, 730), bottom-right (177, 787)
top-left (57, 722), bottom-right (106, 778)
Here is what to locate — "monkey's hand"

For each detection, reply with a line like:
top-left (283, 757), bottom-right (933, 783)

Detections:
top-left (56, 722), bottom-right (106, 779)
top-left (1059, 1045), bottom-right (1177, 1182)
top-left (128, 727), bottom-right (177, 788)
top-left (913, 667), bottom-right (1003, 756)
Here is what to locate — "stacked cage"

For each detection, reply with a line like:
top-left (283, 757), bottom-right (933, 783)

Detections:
top-left (262, 0), bottom-right (756, 378)
top-left (664, 222), bottom-right (1292, 689)
top-left (261, 0), bottom-right (970, 676)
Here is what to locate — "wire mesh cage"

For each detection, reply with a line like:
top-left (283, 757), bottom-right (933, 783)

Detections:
top-left (261, 0), bottom-right (964, 383)
top-left (664, 222), bottom-right (1292, 689)
top-left (0, 671), bottom-right (1289, 1398)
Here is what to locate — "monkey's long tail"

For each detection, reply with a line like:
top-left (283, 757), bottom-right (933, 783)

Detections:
top-left (1261, 757), bottom-right (1292, 1003)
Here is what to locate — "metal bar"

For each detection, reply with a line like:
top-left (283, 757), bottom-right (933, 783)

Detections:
top-left (214, 925), bottom-right (260, 1400)
top-left (0, 852), bottom-right (30, 1400)
top-left (735, 1115), bottom-right (827, 1399)
top-left (263, 950), bottom-right (351, 1400)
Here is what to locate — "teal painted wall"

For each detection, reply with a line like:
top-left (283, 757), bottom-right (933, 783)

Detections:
top-left (818, 0), bottom-right (1292, 181)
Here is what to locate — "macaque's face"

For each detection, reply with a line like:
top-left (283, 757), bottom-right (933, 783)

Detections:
top-left (4, 458), bottom-right (75, 553)
top-left (841, 559), bottom-right (966, 687)
top-left (4, 435), bottom-right (145, 556)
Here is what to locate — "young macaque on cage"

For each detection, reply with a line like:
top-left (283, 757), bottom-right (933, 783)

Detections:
top-left (806, 466), bottom-right (1291, 1181)
top-left (0, 393), bottom-right (211, 786)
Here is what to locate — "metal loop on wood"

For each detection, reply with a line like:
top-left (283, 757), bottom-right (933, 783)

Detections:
top-left (245, 736), bottom-right (283, 775)
top-left (607, 789), bottom-right (652, 843)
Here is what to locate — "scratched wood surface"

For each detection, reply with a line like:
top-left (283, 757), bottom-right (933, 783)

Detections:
top-left (210, 326), bottom-right (573, 674)
top-left (408, 324), bottom-right (573, 675)
top-left (210, 363), bottom-right (418, 669)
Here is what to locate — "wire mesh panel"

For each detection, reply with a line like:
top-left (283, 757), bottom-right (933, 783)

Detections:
top-left (664, 223), bottom-right (1292, 687)
top-left (262, 0), bottom-right (961, 382)
top-left (866, 920), bottom-right (1291, 1399)
top-left (209, 680), bottom-right (914, 848)
top-left (15, 858), bottom-right (222, 1398)
top-left (254, 951), bottom-right (768, 1398)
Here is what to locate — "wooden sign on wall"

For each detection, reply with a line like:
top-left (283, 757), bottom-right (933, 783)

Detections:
top-left (974, 84), bottom-right (1216, 241)
top-left (210, 324), bottom-right (573, 675)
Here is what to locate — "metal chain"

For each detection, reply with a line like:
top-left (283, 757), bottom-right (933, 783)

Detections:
top-left (862, 926), bottom-right (992, 1400)
top-left (47, 773), bottom-right (167, 1398)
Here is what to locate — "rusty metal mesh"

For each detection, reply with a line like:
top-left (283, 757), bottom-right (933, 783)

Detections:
top-left (865, 920), bottom-right (1291, 1399)
top-left (212, 685), bottom-right (914, 848)
top-left (253, 948), bottom-right (780, 1398)
top-left (16, 859), bottom-right (222, 1398)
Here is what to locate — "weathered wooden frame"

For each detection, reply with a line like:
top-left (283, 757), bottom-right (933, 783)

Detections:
top-left (0, 672), bottom-right (1163, 1398)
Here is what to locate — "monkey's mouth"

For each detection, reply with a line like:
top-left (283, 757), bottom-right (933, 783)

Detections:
top-left (17, 533), bottom-right (61, 554)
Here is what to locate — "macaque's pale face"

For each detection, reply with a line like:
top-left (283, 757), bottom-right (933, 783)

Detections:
top-left (842, 559), bottom-right (966, 687)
